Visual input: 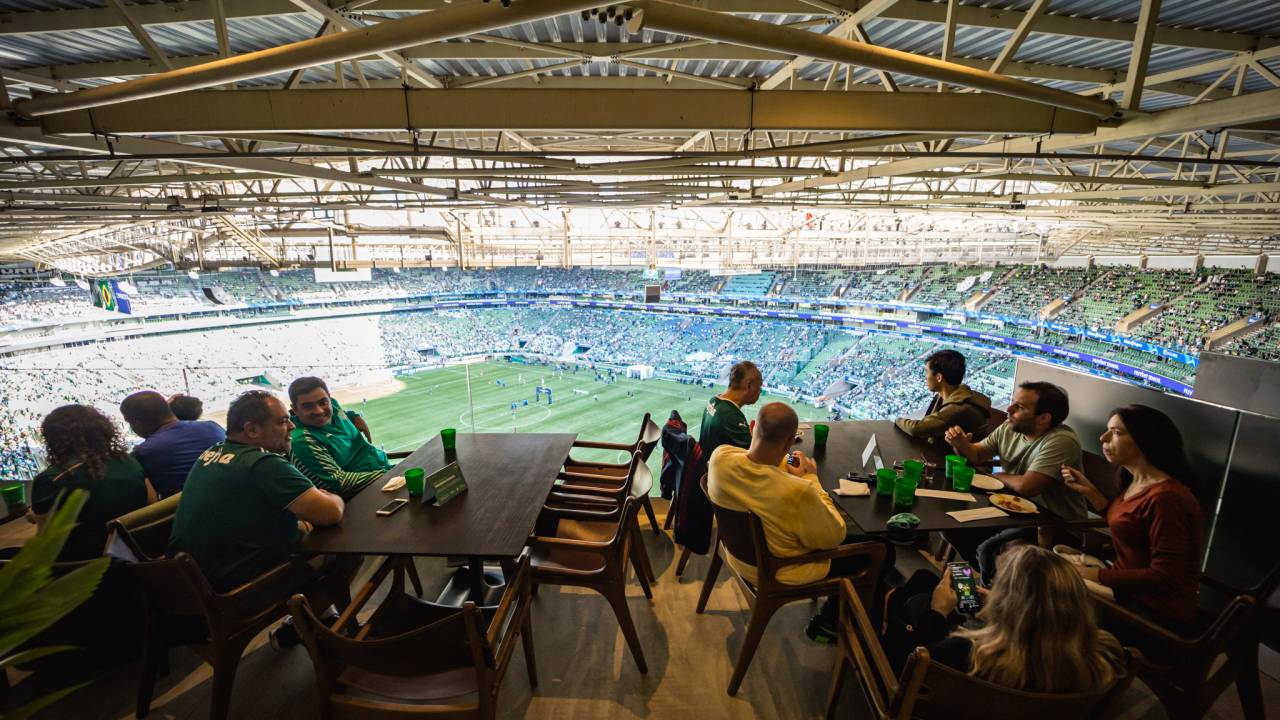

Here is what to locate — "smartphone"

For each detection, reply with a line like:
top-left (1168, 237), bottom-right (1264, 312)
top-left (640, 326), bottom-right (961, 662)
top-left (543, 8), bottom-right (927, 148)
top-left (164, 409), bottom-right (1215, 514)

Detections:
top-left (787, 453), bottom-right (800, 466)
top-left (948, 562), bottom-right (981, 614)
top-left (376, 498), bottom-right (409, 516)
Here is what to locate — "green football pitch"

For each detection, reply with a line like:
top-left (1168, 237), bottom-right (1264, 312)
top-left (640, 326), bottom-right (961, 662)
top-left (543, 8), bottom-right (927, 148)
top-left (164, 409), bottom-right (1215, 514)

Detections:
top-left (349, 360), bottom-right (830, 475)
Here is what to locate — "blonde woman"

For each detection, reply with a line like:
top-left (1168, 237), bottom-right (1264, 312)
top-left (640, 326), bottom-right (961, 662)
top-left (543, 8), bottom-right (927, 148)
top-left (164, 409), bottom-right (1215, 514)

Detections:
top-left (886, 545), bottom-right (1124, 694)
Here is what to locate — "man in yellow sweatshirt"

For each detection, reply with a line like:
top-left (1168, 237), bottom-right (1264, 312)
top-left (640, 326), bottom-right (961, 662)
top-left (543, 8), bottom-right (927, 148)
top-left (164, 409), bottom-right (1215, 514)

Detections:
top-left (708, 402), bottom-right (891, 643)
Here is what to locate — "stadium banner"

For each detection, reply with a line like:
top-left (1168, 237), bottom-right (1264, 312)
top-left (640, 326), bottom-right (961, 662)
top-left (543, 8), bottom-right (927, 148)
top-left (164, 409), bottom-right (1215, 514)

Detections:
top-left (89, 278), bottom-right (133, 314)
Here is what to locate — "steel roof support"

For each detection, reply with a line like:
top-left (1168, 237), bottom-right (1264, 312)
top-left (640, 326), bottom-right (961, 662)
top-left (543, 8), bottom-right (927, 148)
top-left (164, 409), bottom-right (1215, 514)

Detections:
top-left (626, 0), bottom-right (1118, 118)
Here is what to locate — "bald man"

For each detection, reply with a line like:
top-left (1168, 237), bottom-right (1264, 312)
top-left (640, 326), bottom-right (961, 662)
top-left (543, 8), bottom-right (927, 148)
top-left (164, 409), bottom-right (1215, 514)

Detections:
top-left (707, 401), bottom-right (892, 644)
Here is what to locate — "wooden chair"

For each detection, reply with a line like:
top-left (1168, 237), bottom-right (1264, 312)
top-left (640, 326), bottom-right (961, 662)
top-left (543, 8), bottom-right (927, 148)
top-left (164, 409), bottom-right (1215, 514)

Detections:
top-left (563, 413), bottom-right (662, 477)
top-left (128, 553), bottom-right (353, 720)
top-left (696, 476), bottom-right (887, 696)
top-left (528, 496), bottom-right (652, 674)
top-left (1089, 560), bottom-right (1280, 720)
top-left (826, 579), bottom-right (1138, 720)
top-left (105, 493), bottom-right (183, 561)
top-left (550, 452), bottom-right (657, 587)
top-left (978, 406), bottom-right (1008, 442)
top-left (289, 551), bottom-right (538, 720)
top-left (560, 417), bottom-right (664, 535)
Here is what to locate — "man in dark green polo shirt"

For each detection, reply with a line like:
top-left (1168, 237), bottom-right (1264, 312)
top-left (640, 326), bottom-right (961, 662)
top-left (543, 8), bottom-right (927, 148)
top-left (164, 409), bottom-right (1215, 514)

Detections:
top-left (287, 376), bottom-right (392, 499)
top-left (699, 360), bottom-right (763, 459)
top-left (170, 389), bottom-right (351, 648)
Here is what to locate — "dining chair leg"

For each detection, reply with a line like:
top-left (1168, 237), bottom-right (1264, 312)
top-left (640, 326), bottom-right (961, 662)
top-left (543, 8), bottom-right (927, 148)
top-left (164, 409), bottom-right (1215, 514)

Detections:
top-left (727, 601), bottom-right (779, 696)
top-left (663, 504), bottom-right (675, 530)
top-left (695, 548), bottom-right (723, 614)
top-left (520, 613), bottom-right (539, 690)
top-left (675, 546), bottom-right (692, 577)
top-left (641, 495), bottom-right (661, 536)
top-left (1234, 645), bottom-right (1265, 720)
top-left (602, 585), bottom-right (648, 674)
top-left (629, 521), bottom-right (656, 584)
top-left (207, 643), bottom-right (247, 720)
top-left (825, 651), bottom-right (849, 720)
top-left (135, 613), bottom-right (163, 719)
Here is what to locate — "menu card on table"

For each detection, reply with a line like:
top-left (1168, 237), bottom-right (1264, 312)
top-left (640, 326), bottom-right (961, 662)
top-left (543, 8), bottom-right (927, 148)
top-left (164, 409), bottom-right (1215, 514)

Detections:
top-left (425, 462), bottom-right (468, 506)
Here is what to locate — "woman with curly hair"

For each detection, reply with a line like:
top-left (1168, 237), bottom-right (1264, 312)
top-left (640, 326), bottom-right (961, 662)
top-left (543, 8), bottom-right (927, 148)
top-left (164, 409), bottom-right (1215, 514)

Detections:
top-left (29, 404), bottom-right (153, 560)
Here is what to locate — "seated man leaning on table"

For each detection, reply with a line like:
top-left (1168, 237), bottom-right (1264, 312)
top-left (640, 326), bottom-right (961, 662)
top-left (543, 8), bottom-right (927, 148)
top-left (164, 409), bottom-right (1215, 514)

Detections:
top-left (942, 381), bottom-right (1087, 583)
top-left (708, 401), bottom-right (892, 645)
top-left (170, 389), bottom-right (355, 649)
top-left (287, 376), bottom-right (392, 500)
top-left (893, 349), bottom-right (991, 446)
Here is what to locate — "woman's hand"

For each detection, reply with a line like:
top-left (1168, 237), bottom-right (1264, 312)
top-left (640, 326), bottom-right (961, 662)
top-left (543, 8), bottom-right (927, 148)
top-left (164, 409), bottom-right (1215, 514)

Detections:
top-left (1061, 466), bottom-right (1095, 495)
top-left (930, 577), bottom-right (958, 617)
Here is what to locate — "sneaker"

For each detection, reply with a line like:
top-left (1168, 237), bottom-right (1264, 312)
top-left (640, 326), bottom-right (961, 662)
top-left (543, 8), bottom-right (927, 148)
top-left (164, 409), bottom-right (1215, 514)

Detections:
top-left (269, 620), bottom-right (302, 650)
top-left (805, 614), bottom-right (837, 645)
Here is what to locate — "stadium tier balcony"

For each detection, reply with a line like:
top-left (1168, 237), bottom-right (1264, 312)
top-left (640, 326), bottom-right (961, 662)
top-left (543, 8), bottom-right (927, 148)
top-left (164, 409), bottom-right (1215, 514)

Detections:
top-left (1219, 323), bottom-right (1280, 362)
top-left (1055, 268), bottom-right (1195, 330)
top-left (776, 270), bottom-right (847, 299)
top-left (665, 270), bottom-right (718, 295)
top-left (844, 266), bottom-right (923, 304)
top-left (719, 272), bottom-right (776, 297)
top-left (979, 265), bottom-right (1098, 319)
top-left (910, 264), bottom-right (1002, 307)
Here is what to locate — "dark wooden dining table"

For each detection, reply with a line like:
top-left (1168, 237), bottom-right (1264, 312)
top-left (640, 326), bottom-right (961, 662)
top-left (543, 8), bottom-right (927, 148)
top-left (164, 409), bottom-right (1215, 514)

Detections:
top-left (793, 420), bottom-right (1087, 534)
top-left (300, 431), bottom-right (577, 558)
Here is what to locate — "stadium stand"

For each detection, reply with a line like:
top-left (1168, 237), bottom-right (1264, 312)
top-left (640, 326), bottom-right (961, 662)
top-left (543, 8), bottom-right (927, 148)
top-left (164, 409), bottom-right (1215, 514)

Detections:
top-left (719, 272), bottom-right (776, 296)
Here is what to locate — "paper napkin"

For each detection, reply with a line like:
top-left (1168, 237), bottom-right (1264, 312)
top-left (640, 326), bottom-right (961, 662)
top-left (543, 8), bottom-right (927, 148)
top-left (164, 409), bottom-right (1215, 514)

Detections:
top-left (915, 489), bottom-right (977, 502)
top-left (834, 479), bottom-right (870, 497)
top-left (947, 507), bottom-right (1008, 523)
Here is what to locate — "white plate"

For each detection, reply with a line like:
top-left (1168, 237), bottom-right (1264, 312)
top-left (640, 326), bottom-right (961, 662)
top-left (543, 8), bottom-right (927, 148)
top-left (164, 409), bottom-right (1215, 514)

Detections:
top-left (970, 474), bottom-right (1003, 491)
top-left (989, 493), bottom-right (1038, 514)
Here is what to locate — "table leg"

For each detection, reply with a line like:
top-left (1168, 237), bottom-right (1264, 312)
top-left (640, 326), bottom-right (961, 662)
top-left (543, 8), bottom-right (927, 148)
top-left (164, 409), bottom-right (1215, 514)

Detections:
top-left (468, 556), bottom-right (486, 603)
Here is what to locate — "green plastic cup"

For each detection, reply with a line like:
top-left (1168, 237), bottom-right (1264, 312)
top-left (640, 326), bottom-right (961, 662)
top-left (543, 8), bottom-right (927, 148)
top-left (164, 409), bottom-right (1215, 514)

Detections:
top-left (952, 465), bottom-right (976, 492)
top-left (1, 483), bottom-right (25, 508)
top-left (813, 424), bottom-right (830, 447)
top-left (875, 468), bottom-right (897, 496)
top-left (902, 459), bottom-right (925, 483)
top-left (894, 477), bottom-right (918, 509)
top-left (405, 468), bottom-right (426, 497)
top-left (440, 428), bottom-right (457, 451)
top-left (945, 454), bottom-right (967, 479)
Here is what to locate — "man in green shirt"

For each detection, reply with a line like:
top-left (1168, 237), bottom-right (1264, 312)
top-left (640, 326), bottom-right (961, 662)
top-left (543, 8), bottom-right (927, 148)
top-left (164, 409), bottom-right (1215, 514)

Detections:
top-left (699, 360), bottom-right (763, 459)
top-left (169, 389), bottom-right (352, 647)
top-left (287, 376), bottom-right (392, 499)
top-left (943, 380), bottom-right (1087, 582)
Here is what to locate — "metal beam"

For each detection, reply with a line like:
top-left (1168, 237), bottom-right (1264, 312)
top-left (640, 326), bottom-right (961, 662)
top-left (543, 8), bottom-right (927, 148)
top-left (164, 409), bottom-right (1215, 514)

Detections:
top-left (1121, 0), bottom-right (1162, 110)
top-left (693, 86), bottom-right (1280, 202)
top-left (627, 0), bottom-right (1118, 118)
top-left (1, 0), bottom-right (1272, 55)
top-left (13, 0), bottom-right (603, 117)
top-left (756, 0), bottom-right (896, 90)
top-left (286, 0), bottom-right (440, 87)
top-left (35, 88), bottom-right (1102, 134)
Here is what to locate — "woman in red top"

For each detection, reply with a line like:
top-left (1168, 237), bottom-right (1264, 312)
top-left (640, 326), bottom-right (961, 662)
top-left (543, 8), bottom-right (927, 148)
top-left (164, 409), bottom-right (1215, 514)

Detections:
top-left (1061, 404), bottom-right (1203, 629)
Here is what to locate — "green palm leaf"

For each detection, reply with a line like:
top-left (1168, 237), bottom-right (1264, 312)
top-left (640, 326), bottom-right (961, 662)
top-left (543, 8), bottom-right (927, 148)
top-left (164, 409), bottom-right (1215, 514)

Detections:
top-left (0, 488), bottom-right (110, 720)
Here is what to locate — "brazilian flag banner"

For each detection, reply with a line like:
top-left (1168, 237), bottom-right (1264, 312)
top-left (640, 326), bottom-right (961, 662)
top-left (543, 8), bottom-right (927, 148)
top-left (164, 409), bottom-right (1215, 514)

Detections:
top-left (90, 279), bottom-right (133, 314)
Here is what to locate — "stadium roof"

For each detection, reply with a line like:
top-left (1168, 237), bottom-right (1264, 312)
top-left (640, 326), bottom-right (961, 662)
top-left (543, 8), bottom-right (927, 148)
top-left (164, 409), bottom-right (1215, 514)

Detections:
top-left (1, 0), bottom-right (1279, 270)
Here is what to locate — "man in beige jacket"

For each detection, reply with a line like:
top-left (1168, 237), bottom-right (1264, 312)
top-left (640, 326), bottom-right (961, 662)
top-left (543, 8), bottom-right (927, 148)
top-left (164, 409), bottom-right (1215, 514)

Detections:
top-left (708, 402), bottom-right (892, 643)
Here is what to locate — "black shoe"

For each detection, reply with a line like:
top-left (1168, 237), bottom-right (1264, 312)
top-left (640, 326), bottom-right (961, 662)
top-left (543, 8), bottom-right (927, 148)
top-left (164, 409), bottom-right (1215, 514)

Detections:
top-left (269, 619), bottom-right (302, 650)
top-left (805, 613), bottom-right (837, 645)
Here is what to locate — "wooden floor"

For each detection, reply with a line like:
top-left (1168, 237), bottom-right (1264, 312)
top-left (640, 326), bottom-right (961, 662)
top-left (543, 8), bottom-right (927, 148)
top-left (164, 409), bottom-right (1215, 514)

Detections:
top-left (6, 500), bottom-right (1279, 720)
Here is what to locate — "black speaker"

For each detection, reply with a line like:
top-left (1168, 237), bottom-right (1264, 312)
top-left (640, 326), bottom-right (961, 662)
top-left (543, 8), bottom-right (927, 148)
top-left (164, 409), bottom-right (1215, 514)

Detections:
top-left (201, 286), bottom-right (232, 305)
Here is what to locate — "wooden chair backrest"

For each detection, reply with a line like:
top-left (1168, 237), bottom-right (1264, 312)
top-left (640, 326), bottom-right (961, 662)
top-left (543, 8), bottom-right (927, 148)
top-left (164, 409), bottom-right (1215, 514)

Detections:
top-left (637, 416), bottom-right (663, 462)
top-left (986, 406), bottom-right (1008, 435)
top-left (126, 552), bottom-right (218, 619)
top-left (1082, 451), bottom-right (1120, 502)
top-left (292, 594), bottom-right (488, 680)
top-left (105, 493), bottom-right (181, 561)
top-left (703, 473), bottom-right (758, 568)
top-left (895, 647), bottom-right (1139, 720)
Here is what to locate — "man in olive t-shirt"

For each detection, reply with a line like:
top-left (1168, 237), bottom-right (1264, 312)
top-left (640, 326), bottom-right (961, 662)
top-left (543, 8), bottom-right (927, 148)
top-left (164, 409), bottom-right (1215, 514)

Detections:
top-left (699, 360), bottom-right (763, 460)
top-left (170, 390), bottom-right (346, 592)
top-left (943, 381), bottom-right (1086, 581)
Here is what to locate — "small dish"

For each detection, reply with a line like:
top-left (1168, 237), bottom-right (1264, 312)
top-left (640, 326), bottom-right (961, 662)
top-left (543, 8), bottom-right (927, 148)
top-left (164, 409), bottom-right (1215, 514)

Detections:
top-left (988, 493), bottom-right (1038, 514)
